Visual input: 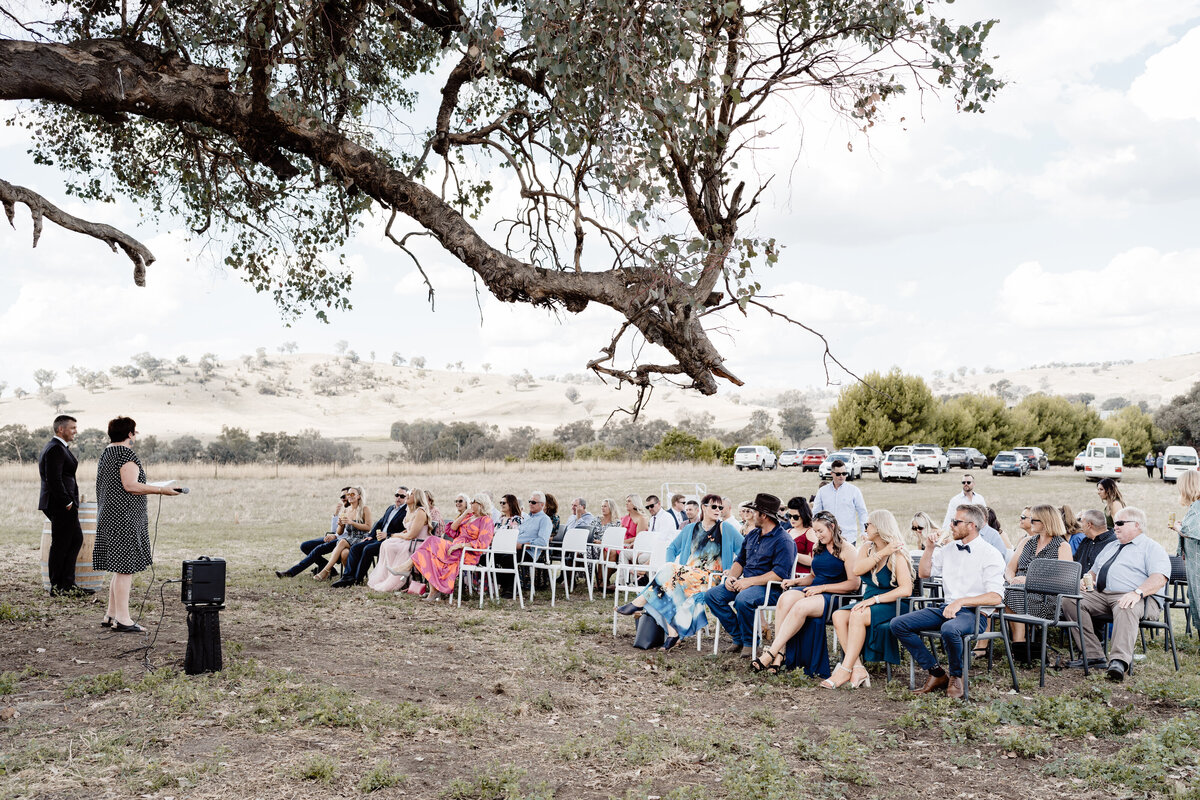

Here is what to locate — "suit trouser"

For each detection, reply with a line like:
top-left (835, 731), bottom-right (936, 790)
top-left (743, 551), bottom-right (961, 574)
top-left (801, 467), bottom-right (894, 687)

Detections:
top-left (287, 538), bottom-right (337, 576)
top-left (1063, 590), bottom-right (1160, 666)
top-left (345, 539), bottom-right (383, 583)
top-left (45, 507), bottom-right (83, 590)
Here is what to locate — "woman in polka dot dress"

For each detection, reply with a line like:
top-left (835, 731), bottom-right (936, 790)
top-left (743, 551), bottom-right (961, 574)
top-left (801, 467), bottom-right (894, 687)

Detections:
top-left (94, 417), bottom-right (183, 633)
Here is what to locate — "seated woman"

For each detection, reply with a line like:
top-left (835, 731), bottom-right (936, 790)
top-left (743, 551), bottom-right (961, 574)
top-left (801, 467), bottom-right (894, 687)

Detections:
top-left (824, 510), bottom-right (914, 688)
top-left (276, 487), bottom-right (351, 578)
top-left (1061, 504), bottom-right (1084, 554)
top-left (315, 487), bottom-right (372, 580)
top-left (426, 492), bottom-right (445, 537)
top-left (616, 495), bottom-right (743, 650)
top-left (752, 511), bottom-right (859, 676)
top-left (451, 493), bottom-right (470, 531)
top-left (787, 496), bottom-right (816, 574)
top-left (1003, 503), bottom-right (1072, 659)
top-left (497, 494), bottom-right (522, 529)
top-left (367, 489), bottom-right (431, 592)
top-left (403, 493), bottom-right (497, 602)
top-left (609, 495), bottom-right (649, 584)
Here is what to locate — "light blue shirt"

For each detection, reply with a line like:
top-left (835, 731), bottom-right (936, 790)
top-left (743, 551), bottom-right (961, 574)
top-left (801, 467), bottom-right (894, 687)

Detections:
top-left (517, 510), bottom-right (553, 548)
top-left (1088, 533), bottom-right (1172, 600)
top-left (812, 482), bottom-right (868, 543)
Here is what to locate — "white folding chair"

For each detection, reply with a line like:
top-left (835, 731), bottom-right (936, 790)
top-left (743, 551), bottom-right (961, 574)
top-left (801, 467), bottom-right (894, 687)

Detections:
top-left (616, 531), bottom-right (657, 587)
top-left (456, 536), bottom-right (495, 608)
top-left (750, 562), bottom-right (799, 662)
top-left (597, 526), bottom-right (630, 597)
top-left (528, 529), bottom-right (594, 606)
top-left (611, 540), bottom-right (669, 636)
top-left (476, 528), bottom-right (524, 608)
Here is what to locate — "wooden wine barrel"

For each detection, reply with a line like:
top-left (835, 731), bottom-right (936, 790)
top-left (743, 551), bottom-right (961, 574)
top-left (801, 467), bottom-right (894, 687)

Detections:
top-left (39, 502), bottom-right (104, 592)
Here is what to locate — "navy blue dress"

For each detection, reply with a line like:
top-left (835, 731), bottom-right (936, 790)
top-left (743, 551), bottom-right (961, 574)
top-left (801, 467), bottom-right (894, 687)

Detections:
top-left (783, 549), bottom-right (848, 677)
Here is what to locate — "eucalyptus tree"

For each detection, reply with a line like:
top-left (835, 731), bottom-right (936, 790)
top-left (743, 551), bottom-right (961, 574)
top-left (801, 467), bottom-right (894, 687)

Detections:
top-left (0, 0), bottom-right (1000, 406)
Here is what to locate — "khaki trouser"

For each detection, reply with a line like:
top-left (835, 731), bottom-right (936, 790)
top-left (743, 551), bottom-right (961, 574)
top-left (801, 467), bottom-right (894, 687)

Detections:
top-left (1063, 590), bottom-right (1161, 666)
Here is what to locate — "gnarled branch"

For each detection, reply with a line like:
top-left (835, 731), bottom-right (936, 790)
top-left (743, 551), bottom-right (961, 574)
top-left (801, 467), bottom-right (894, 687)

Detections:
top-left (0, 177), bottom-right (155, 286)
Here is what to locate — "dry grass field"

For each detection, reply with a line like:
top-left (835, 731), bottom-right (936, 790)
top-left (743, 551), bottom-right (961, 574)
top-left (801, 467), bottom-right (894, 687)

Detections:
top-left (2, 461), bottom-right (1198, 800)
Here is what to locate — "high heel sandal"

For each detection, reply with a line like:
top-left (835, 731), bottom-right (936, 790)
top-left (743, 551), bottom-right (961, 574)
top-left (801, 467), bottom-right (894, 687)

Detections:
top-left (820, 663), bottom-right (853, 689)
top-left (313, 569), bottom-right (331, 581)
top-left (750, 651), bottom-right (775, 673)
top-left (850, 665), bottom-right (872, 689)
top-left (100, 615), bottom-right (113, 628)
top-left (766, 650), bottom-right (784, 676)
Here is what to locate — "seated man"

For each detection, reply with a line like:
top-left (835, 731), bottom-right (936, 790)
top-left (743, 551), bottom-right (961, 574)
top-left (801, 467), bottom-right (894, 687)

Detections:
top-left (333, 485), bottom-right (408, 587)
top-left (502, 490), bottom-right (552, 596)
top-left (668, 493), bottom-right (689, 528)
top-left (701, 493), bottom-right (796, 656)
top-left (1063, 506), bottom-right (1171, 681)
top-left (683, 497), bottom-right (701, 526)
top-left (646, 495), bottom-right (679, 533)
top-left (892, 504), bottom-right (1005, 699)
top-left (277, 487), bottom-right (351, 578)
top-left (1073, 509), bottom-right (1117, 574)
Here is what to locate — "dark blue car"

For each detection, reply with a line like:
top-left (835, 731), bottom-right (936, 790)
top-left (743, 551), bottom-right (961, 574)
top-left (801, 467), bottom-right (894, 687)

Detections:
top-left (992, 451), bottom-right (1029, 477)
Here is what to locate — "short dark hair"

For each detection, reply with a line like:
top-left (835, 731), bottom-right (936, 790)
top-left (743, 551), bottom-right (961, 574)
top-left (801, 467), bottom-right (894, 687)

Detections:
top-left (645, 494), bottom-right (660, 504)
top-left (831, 459), bottom-right (845, 469)
top-left (107, 416), bottom-right (136, 442)
top-left (52, 415), bottom-right (77, 434)
top-left (701, 493), bottom-right (723, 507)
top-left (671, 493), bottom-right (685, 504)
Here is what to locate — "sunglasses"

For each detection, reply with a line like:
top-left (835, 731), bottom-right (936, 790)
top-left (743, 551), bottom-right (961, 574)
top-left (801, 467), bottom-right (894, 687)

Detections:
top-left (950, 519), bottom-right (969, 527)
top-left (1019, 515), bottom-right (1029, 520)
top-left (708, 503), bottom-right (724, 510)
top-left (1115, 520), bottom-right (1136, 527)
top-left (832, 471), bottom-right (848, 477)
top-left (786, 512), bottom-right (801, 520)
top-left (395, 493), bottom-right (407, 498)
top-left (912, 525), bottom-right (925, 531)
top-left (962, 481), bottom-right (973, 485)
top-left (647, 502), bottom-right (658, 508)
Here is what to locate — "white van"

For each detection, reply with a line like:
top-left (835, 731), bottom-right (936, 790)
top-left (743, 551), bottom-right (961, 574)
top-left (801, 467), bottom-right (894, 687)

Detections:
top-left (1163, 446), bottom-right (1199, 483)
top-left (1082, 437), bottom-right (1123, 481)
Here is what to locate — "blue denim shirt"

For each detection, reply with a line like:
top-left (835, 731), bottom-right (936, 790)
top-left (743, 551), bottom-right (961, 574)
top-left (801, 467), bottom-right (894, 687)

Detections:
top-left (517, 510), bottom-right (553, 548)
top-left (736, 524), bottom-right (797, 580)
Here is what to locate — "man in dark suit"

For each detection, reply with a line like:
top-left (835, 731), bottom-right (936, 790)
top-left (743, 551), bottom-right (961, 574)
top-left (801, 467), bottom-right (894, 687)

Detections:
top-left (333, 485), bottom-right (409, 587)
top-left (38, 415), bottom-right (93, 596)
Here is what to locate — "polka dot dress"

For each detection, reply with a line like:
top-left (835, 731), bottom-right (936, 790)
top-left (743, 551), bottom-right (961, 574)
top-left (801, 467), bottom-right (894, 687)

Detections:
top-left (93, 445), bottom-right (152, 574)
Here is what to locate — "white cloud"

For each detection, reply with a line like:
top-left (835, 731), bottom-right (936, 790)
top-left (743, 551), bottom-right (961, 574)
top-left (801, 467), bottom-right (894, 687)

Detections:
top-left (1130, 26), bottom-right (1200, 122)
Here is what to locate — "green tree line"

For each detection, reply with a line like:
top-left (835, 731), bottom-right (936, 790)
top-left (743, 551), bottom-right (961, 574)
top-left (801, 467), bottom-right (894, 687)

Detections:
top-left (827, 369), bottom-right (1177, 464)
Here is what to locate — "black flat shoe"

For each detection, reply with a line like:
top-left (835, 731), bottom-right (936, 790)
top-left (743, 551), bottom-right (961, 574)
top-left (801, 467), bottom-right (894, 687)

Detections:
top-left (100, 615), bottom-right (113, 628)
top-left (275, 570), bottom-right (289, 578)
top-left (112, 621), bottom-right (147, 634)
top-left (661, 636), bottom-right (680, 652)
top-left (616, 602), bottom-right (639, 616)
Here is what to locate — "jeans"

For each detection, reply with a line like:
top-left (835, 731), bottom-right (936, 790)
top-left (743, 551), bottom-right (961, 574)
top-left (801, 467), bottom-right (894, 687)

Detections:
top-left (344, 539), bottom-right (383, 583)
top-left (286, 538), bottom-right (337, 576)
top-left (890, 605), bottom-right (985, 677)
top-left (702, 582), bottom-right (781, 647)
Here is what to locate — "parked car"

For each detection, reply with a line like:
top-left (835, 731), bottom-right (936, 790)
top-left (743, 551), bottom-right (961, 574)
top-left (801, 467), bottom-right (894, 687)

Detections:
top-left (879, 450), bottom-right (918, 483)
top-left (818, 451), bottom-right (862, 480)
top-left (851, 446), bottom-right (883, 472)
top-left (1163, 446), bottom-right (1200, 483)
top-left (946, 447), bottom-right (988, 469)
top-left (778, 449), bottom-right (803, 468)
top-left (734, 445), bottom-right (777, 470)
top-left (992, 451), bottom-right (1030, 477)
top-left (1074, 451), bottom-right (1086, 471)
top-left (801, 447), bottom-right (829, 472)
top-left (912, 446), bottom-right (949, 474)
top-left (1014, 446), bottom-right (1049, 471)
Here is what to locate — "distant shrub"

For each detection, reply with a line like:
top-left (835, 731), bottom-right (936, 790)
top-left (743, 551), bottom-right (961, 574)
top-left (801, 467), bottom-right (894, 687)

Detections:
top-left (528, 441), bottom-right (568, 462)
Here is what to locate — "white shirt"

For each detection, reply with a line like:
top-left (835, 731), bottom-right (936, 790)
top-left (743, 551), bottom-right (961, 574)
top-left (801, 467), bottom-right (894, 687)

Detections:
top-left (812, 482), bottom-right (868, 544)
top-left (942, 491), bottom-right (988, 531)
top-left (930, 536), bottom-right (1006, 604)
top-left (650, 508), bottom-right (678, 533)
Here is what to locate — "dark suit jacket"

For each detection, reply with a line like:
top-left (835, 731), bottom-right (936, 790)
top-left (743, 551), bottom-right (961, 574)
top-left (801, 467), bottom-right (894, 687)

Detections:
top-left (38, 438), bottom-right (79, 512)
top-left (370, 504), bottom-right (407, 537)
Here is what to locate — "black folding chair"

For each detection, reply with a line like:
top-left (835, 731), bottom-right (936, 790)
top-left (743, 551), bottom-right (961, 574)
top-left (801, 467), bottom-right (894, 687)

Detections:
top-left (1093, 593), bottom-right (1181, 674)
top-left (999, 560), bottom-right (1088, 688)
top-left (1167, 555), bottom-right (1192, 638)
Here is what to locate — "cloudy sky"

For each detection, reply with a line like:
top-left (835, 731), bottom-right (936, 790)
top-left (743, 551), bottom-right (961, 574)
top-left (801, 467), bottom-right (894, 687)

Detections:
top-left (2, 1), bottom-right (1200, 397)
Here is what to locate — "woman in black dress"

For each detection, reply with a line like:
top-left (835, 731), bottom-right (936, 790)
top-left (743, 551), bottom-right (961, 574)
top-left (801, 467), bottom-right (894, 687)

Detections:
top-left (94, 417), bottom-right (182, 632)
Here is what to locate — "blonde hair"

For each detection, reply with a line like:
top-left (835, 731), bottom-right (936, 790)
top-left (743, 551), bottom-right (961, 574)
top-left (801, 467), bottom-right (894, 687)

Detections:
top-left (911, 511), bottom-right (946, 547)
top-left (344, 486), bottom-right (366, 523)
top-left (867, 509), bottom-right (912, 586)
top-left (1030, 503), bottom-right (1066, 539)
top-left (472, 492), bottom-right (494, 515)
top-left (1060, 504), bottom-right (1081, 537)
top-left (1179, 470), bottom-right (1200, 504)
top-left (600, 498), bottom-right (620, 524)
top-left (625, 494), bottom-right (648, 517)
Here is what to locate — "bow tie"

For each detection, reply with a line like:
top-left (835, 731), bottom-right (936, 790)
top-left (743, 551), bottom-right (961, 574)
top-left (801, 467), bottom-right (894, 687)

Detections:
top-left (956, 543), bottom-right (971, 553)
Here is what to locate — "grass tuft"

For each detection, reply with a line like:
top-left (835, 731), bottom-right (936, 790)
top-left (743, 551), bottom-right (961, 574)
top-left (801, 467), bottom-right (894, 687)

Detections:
top-left (296, 753), bottom-right (338, 783)
top-left (359, 759), bottom-right (407, 793)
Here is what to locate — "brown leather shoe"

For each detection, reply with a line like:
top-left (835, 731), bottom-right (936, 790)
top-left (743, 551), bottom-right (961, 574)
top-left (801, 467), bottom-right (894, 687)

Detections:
top-left (946, 676), bottom-right (964, 699)
top-left (723, 643), bottom-right (745, 656)
top-left (912, 673), bottom-right (949, 694)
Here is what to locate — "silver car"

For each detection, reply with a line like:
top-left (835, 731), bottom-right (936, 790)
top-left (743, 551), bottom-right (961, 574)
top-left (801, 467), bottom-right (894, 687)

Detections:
top-left (851, 446), bottom-right (883, 472)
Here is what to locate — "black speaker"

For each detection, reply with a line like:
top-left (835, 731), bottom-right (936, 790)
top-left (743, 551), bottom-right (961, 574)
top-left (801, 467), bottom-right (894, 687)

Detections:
top-left (181, 556), bottom-right (226, 606)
